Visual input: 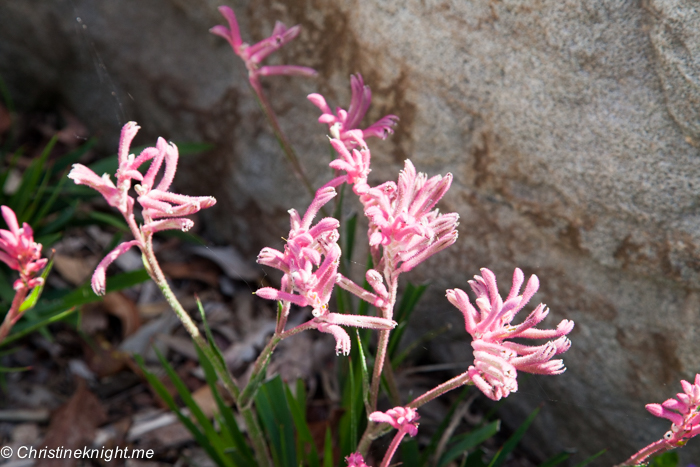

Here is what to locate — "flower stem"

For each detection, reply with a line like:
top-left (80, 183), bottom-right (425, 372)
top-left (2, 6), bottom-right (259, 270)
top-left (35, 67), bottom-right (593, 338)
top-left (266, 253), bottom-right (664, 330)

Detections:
top-left (369, 275), bottom-right (398, 411)
top-left (249, 78), bottom-right (315, 198)
top-left (0, 288), bottom-right (28, 345)
top-left (359, 275), bottom-right (399, 455)
top-left (370, 329), bottom-right (391, 410)
top-left (142, 237), bottom-right (273, 466)
top-left (615, 439), bottom-right (671, 467)
top-left (380, 431), bottom-right (408, 467)
top-left (239, 332), bottom-right (281, 408)
top-left (357, 372), bottom-right (474, 456)
top-left (241, 405), bottom-right (273, 467)
top-left (408, 372), bottom-right (472, 409)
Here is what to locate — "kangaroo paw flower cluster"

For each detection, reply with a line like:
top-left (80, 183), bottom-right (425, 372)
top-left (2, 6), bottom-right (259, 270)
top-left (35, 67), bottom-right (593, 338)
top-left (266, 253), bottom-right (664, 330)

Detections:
top-left (363, 160), bottom-right (459, 279)
top-left (211, 6), bottom-right (316, 87)
top-left (345, 453), bottom-right (371, 467)
top-left (69, 122), bottom-right (216, 295)
top-left (368, 407), bottom-right (420, 467)
top-left (255, 186), bottom-right (395, 354)
top-left (308, 74), bottom-right (398, 148)
top-left (255, 186), bottom-right (341, 315)
top-left (0, 206), bottom-right (46, 291)
top-left (369, 406), bottom-right (420, 437)
top-left (448, 268), bottom-right (574, 401)
top-left (617, 374), bottom-right (700, 466)
top-left (647, 374), bottom-right (700, 444)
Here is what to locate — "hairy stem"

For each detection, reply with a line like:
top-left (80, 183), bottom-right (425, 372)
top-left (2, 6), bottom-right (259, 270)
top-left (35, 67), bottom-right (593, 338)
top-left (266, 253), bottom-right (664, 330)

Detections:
top-left (380, 431), bottom-right (408, 467)
top-left (408, 372), bottom-right (472, 409)
top-left (358, 372), bottom-right (474, 456)
top-left (241, 405), bottom-right (273, 467)
top-left (0, 287), bottom-right (28, 345)
top-left (142, 235), bottom-right (275, 465)
top-left (250, 78), bottom-right (315, 198)
top-left (370, 329), bottom-right (391, 410)
top-left (369, 275), bottom-right (398, 411)
top-left (615, 439), bottom-right (671, 467)
top-left (336, 274), bottom-right (381, 306)
top-left (240, 313), bottom-right (316, 408)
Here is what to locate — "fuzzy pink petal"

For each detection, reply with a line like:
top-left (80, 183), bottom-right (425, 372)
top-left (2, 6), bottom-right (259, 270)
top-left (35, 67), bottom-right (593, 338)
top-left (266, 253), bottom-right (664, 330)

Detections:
top-left (92, 240), bottom-right (140, 296)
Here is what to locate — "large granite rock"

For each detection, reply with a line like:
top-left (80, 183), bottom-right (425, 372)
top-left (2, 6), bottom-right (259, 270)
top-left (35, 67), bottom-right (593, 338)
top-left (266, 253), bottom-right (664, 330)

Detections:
top-left (2, 0), bottom-right (700, 463)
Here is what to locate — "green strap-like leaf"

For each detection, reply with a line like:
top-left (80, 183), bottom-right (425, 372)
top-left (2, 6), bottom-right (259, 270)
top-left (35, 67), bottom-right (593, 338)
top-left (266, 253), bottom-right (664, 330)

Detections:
top-left (438, 421), bottom-right (501, 467)
top-left (487, 407), bottom-right (540, 467)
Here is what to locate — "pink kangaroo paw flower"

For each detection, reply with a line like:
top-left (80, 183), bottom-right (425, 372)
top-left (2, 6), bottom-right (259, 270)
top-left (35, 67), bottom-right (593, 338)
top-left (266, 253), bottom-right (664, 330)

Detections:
top-left (141, 218), bottom-right (194, 234)
top-left (255, 287), bottom-right (309, 308)
top-left (316, 323), bottom-right (351, 356)
top-left (92, 240), bottom-right (140, 296)
top-left (311, 74), bottom-right (398, 149)
top-left (369, 406), bottom-right (420, 437)
top-left (118, 122), bottom-right (140, 166)
top-left (210, 6), bottom-right (243, 52)
top-left (68, 164), bottom-right (120, 207)
top-left (450, 269), bottom-right (574, 401)
top-left (212, 7), bottom-right (315, 81)
top-left (345, 453), bottom-right (370, 467)
top-left (319, 313), bottom-right (396, 330)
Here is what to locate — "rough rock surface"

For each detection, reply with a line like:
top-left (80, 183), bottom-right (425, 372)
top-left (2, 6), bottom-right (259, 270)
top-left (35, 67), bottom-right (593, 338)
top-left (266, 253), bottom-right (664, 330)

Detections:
top-left (2, 0), bottom-right (700, 463)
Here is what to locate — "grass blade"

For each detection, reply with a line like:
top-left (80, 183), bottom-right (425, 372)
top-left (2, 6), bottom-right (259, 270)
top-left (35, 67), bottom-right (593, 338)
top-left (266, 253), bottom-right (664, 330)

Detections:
top-left (438, 421), bottom-right (501, 467)
top-left (487, 407), bottom-right (540, 467)
top-left (284, 381), bottom-right (319, 467)
top-left (323, 426), bottom-right (333, 467)
top-left (0, 307), bottom-right (76, 348)
top-left (196, 344), bottom-right (256, 466)
top-left (573, 449), bottom-right (606, 467)
top-left (155, 349), bottom-right (235, 467)
top-left (538, 452), bottom-right (571, 467)
top-left (136, 355), bottom-right (230, 467)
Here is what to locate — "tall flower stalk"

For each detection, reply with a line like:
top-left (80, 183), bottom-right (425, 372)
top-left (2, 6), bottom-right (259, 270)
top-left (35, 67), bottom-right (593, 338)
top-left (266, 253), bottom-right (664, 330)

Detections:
top-left (211, 6), bottom-right (317, 197)
top-left (0, 206), bottom-right (48, 344)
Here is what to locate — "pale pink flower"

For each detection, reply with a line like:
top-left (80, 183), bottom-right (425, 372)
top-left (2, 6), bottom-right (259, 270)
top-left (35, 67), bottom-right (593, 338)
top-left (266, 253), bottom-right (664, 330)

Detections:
top-left (362, 160), bottom-right (459, 278)
top-left (255, 186), bottom-right (396, 354)
top-left (345, 452), bottom-right (370, 467)
top-left (69, 122), bottom-right (216, 295)
top-left (255, 187), bottom-right (341, 315)
top-left (646, 374), bottom-right (700, 445)
top-left (324, 137), bottom-right (372, 195)
top-left (311, 312), bottom-right (396, 356)
top-left (0, 206), bottom-right (47, 290)
top-left (133, 137), bottom-right (216, 233)
top-left (618, 375), bottom-right (700, 465)
top-left (308, 74), bottom-right (398, 148)
top-left (211, 6), bottom-right (316, 87)
top-left (447, 268), bottom-right (574, 401)
top-left (369, 406), bottom-right (420, 437)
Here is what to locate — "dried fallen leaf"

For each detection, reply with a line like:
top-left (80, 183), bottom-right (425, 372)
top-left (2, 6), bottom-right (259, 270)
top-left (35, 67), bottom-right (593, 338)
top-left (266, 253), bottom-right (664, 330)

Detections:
top-left (36, 379), bottom-right (107, 467)
top-left (192, 385), bottom-right (218, 419)
top-left (83, 336), bottom-right (129, 379)
top-left (53, 254), bottom-right (98, 286)
top-left (102, 292), bottom-right (142, 337)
